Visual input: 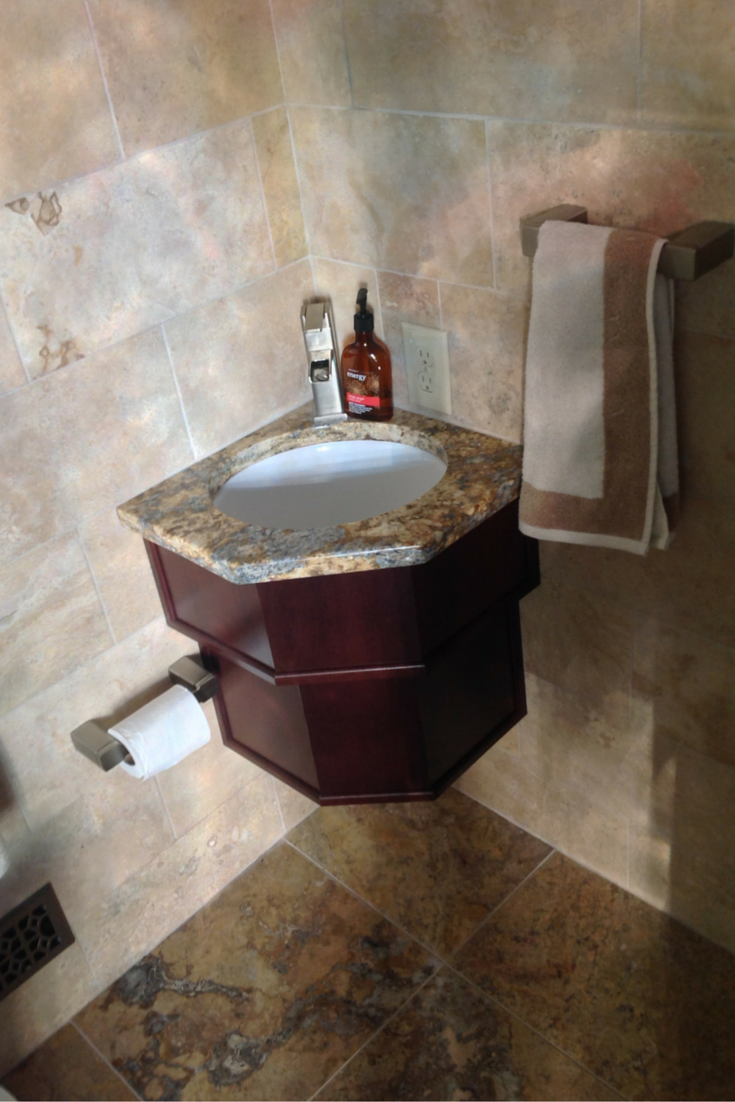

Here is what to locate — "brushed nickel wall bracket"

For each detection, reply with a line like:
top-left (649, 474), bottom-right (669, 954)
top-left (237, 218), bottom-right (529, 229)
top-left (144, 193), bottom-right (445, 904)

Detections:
top-left (70, 655), bottom-right (218, 772)
top-left (520, 204), bottom-right (735, 281)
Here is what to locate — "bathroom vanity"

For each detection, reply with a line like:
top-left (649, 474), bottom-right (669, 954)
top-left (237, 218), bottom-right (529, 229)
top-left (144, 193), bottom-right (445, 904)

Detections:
top-left (118, 406), bottom-right (538, 804)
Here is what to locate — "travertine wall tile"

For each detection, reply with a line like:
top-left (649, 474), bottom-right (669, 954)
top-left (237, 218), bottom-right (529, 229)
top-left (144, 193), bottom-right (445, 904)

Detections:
top-left (641, 0), bottom-right (735, 131)
top-left (439, 282), bottom-right (527, 441)
top-left (0, 121), bottom-right (273, 375)
top-left (521, 577), bottom-right (633, 727)
top-left (377, 271), bottom-right (441, 408)
top-left (80, 774), bottom-right (283, 988)
top-left (0, 944), bottom-right (98, 1079)
top-left (252, 108), bottom-right (308, 267)
top-left (0, 306), bottom-right (26, 396)
top-left (271, 0), bottom-right (352, 107)
top-left (156, 700), bottom-right (264, 837)
top-left (87, 0), bottom-right (283, 155)
top-left (165, 259), bottom-right (313, 457)
top-left (518, 674), bottom-right (657, 824)
top-left (79, 509), bottom-right (163, 643)
top-left (273, 776), bottom-right (318, 832)
top-left (0, 619), bottom-right (187, 832)
top-left (312, 257), bottom-right (383, 352)
top-left (0, 0), bottom-right (119, 203)
top-left (291, 108), bottom-right (493, 287)
top-left (455, 743), bottom-right (629, 887)
top-left (633, 617), bottom-right (735, 771)
top-left (0, 329), bottom-right (191, 566)
top-left (675, 330), bottom-right (735, 506)
top-left (629, 738), bottom-right (735, 954)
top-left (0, 534), bottom-right (111, 718)
top-left (343, 0), bottom-right (639, 125)
top-left (540, 494), bottom-right (735, 649)
top-left (2, 775), bottom-right (175, 941)
top-left (486, 122), bottom-right (735, 297)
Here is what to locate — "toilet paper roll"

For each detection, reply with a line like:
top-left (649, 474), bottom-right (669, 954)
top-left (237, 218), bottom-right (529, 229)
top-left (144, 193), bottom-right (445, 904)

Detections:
top-left (110, 685), bottom-right (210, 780)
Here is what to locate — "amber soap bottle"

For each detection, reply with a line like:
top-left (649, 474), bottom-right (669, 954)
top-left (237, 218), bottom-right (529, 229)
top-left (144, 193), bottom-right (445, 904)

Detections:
top-left (341, 288), bottom-right (393, 421)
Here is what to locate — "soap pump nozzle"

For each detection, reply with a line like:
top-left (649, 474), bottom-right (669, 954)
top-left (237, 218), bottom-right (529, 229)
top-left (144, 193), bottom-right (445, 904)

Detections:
top-left (353, 287), bottom-right (374, 334)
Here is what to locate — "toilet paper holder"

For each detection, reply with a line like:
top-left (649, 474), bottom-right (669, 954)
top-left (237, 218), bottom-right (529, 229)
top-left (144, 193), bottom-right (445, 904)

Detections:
top-left (70, 655), bottom-right (218, 772)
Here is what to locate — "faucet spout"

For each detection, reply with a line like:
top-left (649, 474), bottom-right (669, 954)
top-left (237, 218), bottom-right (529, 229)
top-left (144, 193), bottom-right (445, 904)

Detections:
top-left (301, 300), bottom-right (348, 426)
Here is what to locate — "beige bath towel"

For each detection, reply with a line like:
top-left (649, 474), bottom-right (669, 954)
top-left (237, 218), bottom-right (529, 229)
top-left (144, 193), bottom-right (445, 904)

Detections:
top-left (519, 220), bottom-right (679, 555)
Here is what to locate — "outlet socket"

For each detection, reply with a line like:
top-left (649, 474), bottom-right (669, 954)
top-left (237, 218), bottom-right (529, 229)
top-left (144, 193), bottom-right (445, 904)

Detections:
top-left (402, 323), bottom-right (452, 415)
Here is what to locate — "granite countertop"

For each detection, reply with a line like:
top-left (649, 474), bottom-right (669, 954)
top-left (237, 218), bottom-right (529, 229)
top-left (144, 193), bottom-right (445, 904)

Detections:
top-left (118, 405), bottom-right (523, 585)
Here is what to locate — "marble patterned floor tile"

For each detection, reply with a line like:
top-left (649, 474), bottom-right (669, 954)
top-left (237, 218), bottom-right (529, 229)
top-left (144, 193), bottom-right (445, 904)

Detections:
top-left (287, 787), bottom-right (551, 958)
top-left (453, 851), bottom-right (735, 1101)
top-left (317, 968), bottom-right (620, 1102)
top-left (2, 1023), bottom-right (135, 1102)
top-left (75, 842), bottom-right (436, 1101)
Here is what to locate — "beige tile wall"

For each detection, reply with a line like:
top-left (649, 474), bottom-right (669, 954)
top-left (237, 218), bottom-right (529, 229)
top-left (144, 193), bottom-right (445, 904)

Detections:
top-left (2, 0), bottom-right (735, 1070)
top-left (0, 0), bottom-right (312, 1074)
top-left (276, 0), bottom-right (735, 960)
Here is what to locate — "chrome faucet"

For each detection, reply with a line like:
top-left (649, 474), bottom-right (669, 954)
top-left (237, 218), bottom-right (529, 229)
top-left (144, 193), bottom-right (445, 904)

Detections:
top-left (301, 300), bottom-right (348, 425)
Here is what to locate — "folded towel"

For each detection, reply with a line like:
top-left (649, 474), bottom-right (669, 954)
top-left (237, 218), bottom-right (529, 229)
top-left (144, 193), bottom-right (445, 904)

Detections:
top-left (519, 220), bottom-right (679, 555)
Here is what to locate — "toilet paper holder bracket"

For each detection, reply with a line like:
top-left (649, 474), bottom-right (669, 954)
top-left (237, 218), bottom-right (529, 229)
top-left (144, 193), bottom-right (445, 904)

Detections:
top-left (70, 655), bottom-right (218, 772)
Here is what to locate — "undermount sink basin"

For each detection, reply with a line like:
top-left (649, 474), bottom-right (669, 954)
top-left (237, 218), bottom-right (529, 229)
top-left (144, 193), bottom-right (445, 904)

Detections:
top-left (213, 439), bottom-right (447, 530)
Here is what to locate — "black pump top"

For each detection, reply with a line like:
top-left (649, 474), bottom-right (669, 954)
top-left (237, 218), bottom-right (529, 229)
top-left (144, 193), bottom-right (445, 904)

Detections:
top-left (354, 287), bottom-right (374, 333)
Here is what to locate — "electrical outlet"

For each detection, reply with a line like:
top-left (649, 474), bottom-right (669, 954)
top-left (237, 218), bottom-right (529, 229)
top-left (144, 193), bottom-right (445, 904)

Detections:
top-left (402, 323), bottom-right (452, 415)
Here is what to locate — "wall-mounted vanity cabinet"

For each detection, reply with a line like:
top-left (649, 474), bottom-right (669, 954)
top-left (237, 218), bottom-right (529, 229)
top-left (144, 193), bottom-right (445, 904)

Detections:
top-left (120, 407), bottom-right (538, 805)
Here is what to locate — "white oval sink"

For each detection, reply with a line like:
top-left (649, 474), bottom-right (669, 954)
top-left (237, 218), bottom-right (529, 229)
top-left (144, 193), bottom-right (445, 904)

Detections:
top-left (213, 439), bottom-right (447, 530)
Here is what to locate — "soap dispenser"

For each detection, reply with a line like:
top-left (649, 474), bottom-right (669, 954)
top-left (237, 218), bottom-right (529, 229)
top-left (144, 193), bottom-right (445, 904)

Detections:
top-left (341, 288), bottom-right (393, 421)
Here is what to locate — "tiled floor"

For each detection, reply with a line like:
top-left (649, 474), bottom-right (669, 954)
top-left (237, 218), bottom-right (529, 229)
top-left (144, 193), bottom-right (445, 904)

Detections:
top-left (4, 788), bottom-right (735, 1101)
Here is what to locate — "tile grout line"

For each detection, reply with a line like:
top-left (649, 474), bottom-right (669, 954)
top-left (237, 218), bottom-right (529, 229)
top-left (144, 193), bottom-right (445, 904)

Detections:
top-left (77, 526), bottom-right (117, 646)
top-left (484, 119), bottom-right (499, 291)
top-left (267, 0), bottom-right (314, 263)
top-left (83, 0), bottom-right (125, 161)
top-left (440, 961), bottom-right (628, 1102)
top-left (249, 116), bottom-right (279, 272)
top-left (161, 325), bottom-right (197, 461)
top-left (284, 840), bottom-right (445, 964)
top-left (0, 294), bottom-right (31, 385)
top-left (285, 106), bottom-right (314, 259)
top-left (339, 0), bottom-right (356, 109)
top-left (0, 254), bottom-right (312, 402)
top-left (71, 1019), bottom-right (145, 1101)
top-left (154, 774), bottom-right (178, 843)
top-left (284, 99), bottom-right (735, 137)
top-left (307, 968), bottom-right (439, 1102)
top-left (270, 775), bottom-right (289, 835)
top-left (449, 847), bottom-right (558, 960)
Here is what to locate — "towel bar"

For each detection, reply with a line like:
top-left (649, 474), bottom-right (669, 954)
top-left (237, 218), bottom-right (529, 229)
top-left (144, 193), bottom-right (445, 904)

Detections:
top-left (70, 655), bottom-right (218, 772)
top-left (520, 204), bottom-right (735, 281)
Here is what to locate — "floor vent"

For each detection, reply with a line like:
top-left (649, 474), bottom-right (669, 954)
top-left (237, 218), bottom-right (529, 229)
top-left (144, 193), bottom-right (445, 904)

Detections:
top-left (0, 883), bottom-right (75, 1001)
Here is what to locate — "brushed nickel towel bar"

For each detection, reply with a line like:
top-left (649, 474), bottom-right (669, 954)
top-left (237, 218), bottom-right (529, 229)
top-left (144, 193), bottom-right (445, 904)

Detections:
top-left (70, 655), bottom-right (218, 772)
top-left (520, 204), bottom-right (734, 281)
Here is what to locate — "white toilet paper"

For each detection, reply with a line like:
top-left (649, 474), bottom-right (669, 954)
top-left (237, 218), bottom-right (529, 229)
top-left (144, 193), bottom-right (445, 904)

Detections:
top-left (110, 685), bottom-right (210, 780)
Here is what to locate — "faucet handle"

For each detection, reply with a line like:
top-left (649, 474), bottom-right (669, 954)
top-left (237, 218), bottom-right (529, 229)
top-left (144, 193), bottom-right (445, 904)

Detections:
top-left (301, 299), bottom-right (348, 425)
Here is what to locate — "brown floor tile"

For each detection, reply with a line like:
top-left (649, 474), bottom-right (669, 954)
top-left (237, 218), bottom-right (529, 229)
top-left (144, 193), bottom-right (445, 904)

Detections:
top-left (317, 968), bottom-right (620, 1101)
top-left (2, 1022), bottom-right (135, 1101)
top-left (74, 842), bottom-right (436, 1101)
top-left (287, 788), bottom-right (551, 958)
top-left (454, 852), bottom-right (735, 1101)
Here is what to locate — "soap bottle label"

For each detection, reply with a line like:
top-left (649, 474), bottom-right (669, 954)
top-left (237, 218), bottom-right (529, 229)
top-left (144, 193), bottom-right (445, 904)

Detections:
top-left (345, 391), bottom-right (388, 414)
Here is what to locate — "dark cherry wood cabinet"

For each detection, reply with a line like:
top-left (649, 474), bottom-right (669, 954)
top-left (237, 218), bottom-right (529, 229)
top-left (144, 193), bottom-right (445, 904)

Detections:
top-left (145, 499), bottom-right (539, 804)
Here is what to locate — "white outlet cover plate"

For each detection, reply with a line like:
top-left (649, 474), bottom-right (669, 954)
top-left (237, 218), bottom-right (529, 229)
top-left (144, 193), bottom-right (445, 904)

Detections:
top-left (402, 322), bottom-right (452, 415)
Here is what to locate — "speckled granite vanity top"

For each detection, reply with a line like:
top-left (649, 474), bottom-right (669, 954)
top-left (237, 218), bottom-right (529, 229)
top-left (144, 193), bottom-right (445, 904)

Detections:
top-left (118, 405), bottom-right (523, 584)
